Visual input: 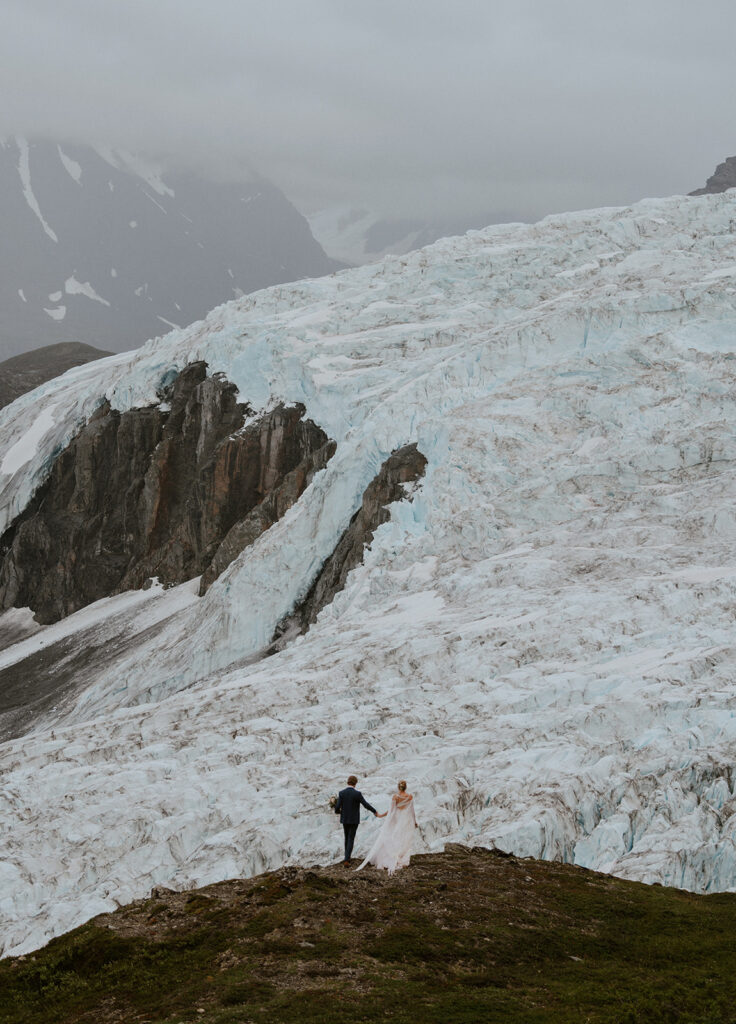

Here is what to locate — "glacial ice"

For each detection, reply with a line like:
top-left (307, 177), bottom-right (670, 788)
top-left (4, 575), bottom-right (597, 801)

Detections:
top-left (1, 193), bottom-right (736, 955)
top-left (0, 403), bottom-right (58, 477)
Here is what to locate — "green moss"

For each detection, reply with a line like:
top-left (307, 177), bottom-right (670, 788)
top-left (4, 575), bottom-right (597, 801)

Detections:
top-left (1, 851), bottom-right (735, 1024)
top-left (219, 979), bottom-right (276, 1006)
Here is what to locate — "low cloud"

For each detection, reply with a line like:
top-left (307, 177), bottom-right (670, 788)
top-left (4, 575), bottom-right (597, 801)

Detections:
top-left (2, 0), bottom-right (735, 221)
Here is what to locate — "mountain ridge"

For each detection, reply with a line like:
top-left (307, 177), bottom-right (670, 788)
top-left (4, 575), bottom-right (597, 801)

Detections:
top-left (0, 341), bottom-right (111, 409)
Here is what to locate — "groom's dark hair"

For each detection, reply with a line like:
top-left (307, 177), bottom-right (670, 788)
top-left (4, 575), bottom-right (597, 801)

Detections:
top-left (347, 775), bottom-right (358, 786)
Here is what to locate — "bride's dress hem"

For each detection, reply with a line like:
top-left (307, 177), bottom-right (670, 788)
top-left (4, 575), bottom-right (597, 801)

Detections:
top-left (356, 794), bottom-right (416, 875)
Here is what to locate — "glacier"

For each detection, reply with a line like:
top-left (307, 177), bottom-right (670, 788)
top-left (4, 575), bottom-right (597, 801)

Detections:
top-left (2, 193), bottom-right (736, 955)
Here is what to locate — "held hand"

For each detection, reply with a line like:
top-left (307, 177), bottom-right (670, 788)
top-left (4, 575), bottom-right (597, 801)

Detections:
top-left (376, 812), bottom-right (387, 818)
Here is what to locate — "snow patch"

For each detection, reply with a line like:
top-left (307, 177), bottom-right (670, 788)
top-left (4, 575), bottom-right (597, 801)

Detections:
top-left (57, 146), bottom-right (82, 184)
top-left (43, 306), bottom-right (66, 321)
top-left (156, 316), bottom-right (180, 330)
top-left (93, 146), bottom-right (174, 197)
top-left (0, 579), bottom-right (199, 674)
top-left (64, 276), bottom-right (110, 307)
top-left (16, 138), bottom-right (58, 243)
top-left (142, 190), bottom-right (167, 214)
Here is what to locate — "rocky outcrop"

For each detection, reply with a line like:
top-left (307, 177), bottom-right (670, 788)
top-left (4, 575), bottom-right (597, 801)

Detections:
top-left (689, 156), bottom-right (736, 195)
top-left (198, 437), bottom-right (335, 594)
top-left (270, 443), bottom-right (427, 649)
top-left (0, 342), bottom-right (111, 410)
top-left (0, 362), bottom-right (333, 623)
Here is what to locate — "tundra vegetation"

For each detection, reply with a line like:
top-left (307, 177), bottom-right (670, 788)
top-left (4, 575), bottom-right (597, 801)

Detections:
top-left (1, 847), bottom-right (734, 1024)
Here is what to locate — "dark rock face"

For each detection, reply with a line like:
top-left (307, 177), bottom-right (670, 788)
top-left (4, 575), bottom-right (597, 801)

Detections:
top-left (0, 362), bottom-right (334, 623)
top-left (198, 437), bottom-right (335, 594)
top-left (270, 443), bottom-right (427, 649)
top-left (0, 342), bottom-right (111, 410)
top-left (689, 156), bottom-right (736, 196)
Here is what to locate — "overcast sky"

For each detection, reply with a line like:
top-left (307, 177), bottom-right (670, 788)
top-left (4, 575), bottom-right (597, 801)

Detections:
top-left (1, 0), bottom-right (735, 223)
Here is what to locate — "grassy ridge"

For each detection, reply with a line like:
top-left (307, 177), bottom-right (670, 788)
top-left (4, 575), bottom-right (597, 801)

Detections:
top-left (1, 846), bottom-right (735, 1023)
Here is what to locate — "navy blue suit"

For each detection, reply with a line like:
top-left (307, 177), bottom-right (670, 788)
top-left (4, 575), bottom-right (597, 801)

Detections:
top-left (335, 786), bottom-right (377, 861)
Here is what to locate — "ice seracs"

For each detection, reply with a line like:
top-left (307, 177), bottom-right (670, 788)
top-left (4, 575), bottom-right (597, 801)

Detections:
top-left (0, 403), bottom-right (59, 477)
top-left (1, 193), bottom-right (736, 957)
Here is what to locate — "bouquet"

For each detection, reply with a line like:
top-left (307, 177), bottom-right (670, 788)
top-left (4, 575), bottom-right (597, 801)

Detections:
top-left (328, 794), bottom-right (339, 813)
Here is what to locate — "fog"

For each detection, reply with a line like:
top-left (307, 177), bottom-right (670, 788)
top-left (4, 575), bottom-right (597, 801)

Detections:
top-left (2, 0), bottom-right (735, 221)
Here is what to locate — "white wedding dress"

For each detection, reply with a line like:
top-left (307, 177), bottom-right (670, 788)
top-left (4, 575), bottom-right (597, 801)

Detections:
top-left (357, 793), bottom-right (416, 874)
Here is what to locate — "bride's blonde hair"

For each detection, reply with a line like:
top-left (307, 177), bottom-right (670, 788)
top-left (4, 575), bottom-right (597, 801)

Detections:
top-left (398, 780), bottom-right (407, 792)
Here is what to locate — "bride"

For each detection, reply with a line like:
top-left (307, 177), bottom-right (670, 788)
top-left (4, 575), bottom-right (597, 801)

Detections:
top-left (357, 780), bottom-right (418, 874)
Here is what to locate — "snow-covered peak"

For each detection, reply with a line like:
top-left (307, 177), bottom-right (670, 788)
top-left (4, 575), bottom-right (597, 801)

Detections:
top-left (307, 205), bottom-right (425, 264)
top-left (306, 203), bottom-right (503, 265)
top-left (1, 192), bottom-right (736, 956)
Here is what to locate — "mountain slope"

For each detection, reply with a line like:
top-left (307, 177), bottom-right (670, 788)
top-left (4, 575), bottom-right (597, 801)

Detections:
top-left (2, 846), bottom-right (734, 1024)
top-left (0, 342), bottom-right (110, 409)
top-left (0, 138), bottom-right (341, 360)
top-left (1, 192), bottom-right (736, 957)
top-left (307, 204), bottom-right (516, 265)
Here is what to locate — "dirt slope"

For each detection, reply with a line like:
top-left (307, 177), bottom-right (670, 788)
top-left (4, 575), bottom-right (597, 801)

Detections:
top-left (2, 845), bottom-right (735, 1024)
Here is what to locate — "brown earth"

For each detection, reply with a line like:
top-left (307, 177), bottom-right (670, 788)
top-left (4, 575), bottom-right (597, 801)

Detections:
top-left (2, 845), bottom-right (735, 1024)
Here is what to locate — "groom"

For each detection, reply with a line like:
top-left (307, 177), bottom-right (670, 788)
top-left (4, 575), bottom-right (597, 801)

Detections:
top-left (335, 775), bottom-right (380, 865)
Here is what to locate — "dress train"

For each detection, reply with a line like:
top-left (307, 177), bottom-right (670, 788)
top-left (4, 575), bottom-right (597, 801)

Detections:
top-left (356, 794), bottom-right (416, 874)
